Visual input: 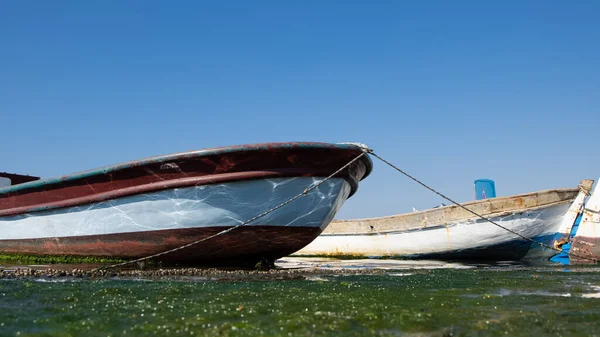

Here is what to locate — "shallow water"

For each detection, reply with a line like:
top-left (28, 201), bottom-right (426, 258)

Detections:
top-left (1, 258), bottom-right (600, 336)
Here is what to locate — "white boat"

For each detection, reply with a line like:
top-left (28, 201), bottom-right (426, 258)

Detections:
top-left (294, 180), bottom-right (594, 261)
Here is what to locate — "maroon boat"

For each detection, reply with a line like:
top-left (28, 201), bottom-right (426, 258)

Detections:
top-left (0, 142), bottom-right (372, 265)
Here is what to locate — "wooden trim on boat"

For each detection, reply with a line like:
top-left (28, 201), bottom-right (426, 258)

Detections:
top-left (324, 187), bottom-right (580, 235)
top-left (325, 199), bottom-right (575, 236)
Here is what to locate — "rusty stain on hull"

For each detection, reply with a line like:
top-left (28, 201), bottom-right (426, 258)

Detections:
top-left (570, 236), bottom-right (600, 264)
top-left (296, 181), bottom-right (595, 261)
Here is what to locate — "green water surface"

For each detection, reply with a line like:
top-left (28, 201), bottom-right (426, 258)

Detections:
top-left (1, 265), bottom-right (599, 337)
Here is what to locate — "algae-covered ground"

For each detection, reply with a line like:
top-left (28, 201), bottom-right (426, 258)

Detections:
top-left (1, 261), bottom-right (599, 337)
top-left (0, 253), bottom-right (126, 265)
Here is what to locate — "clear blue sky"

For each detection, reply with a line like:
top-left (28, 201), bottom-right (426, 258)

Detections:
top-left (2, 1), bottom-right (599, 219)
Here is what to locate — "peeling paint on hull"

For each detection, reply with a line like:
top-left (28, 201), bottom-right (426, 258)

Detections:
top-left (571, 236), bottom-right (600, 264)
top-left (295, 202), bottom-right (571, 261)
top-left (295, 182), bottom-right (595, 262)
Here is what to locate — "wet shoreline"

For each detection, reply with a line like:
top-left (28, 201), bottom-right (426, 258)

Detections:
top-left (1, 257), bottom-right (597, 281)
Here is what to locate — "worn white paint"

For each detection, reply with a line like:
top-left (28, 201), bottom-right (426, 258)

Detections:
top-left (0, 177), bottom-right (350, 240)
top-left (575, 179), bottom-right (600, 239)
top-left (296, 182), bottom-right (595, 260)
top-left (296, 201), bottom-right (571, 259)
top-left (555, 180), bottom-right (594, 237)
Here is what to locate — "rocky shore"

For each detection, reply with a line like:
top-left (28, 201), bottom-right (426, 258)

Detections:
top-left (0, 265), bottom-right (389, 281)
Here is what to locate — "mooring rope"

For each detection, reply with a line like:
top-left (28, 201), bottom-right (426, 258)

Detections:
top-left (368, 151), bottom-right (598, 263)
top-left (93, 150), bottom-right (369, 271)
top-left (95, 146), bottom-right (596, 271)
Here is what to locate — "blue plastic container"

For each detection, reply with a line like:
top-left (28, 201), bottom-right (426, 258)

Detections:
top-left (474, 179), bottom-right (496, 200)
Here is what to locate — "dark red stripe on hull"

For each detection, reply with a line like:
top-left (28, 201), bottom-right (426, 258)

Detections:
top-left (0, 226), bottom-right (322, 266)
top-left (570, 236), bottom-right (600, 264)
top-left (1, 144), bottom-right (371, 216)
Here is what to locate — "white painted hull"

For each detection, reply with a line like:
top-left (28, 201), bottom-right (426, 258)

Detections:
top-left (295, 201), bottom-right (571, 261)
top-left (570, 179), bottom-right (600, 263)
top-left (0, 177), bottom-right (350, 240)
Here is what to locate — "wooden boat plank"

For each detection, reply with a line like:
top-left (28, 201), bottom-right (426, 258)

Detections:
top-left (325, 188), bottom-right (579, 235)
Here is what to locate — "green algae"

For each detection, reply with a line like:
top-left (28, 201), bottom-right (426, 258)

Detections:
top-left (1, 267), bottom-right (600, 337)
top-left (0, 253), bottom-right (126, 265)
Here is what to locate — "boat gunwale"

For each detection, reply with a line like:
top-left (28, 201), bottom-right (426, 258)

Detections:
top-left (0, 142), bottom-right (373, 195)
top-left (322, 198), bottom-right (574, 236)
top-left (333, 186), bottom-right (579, 224)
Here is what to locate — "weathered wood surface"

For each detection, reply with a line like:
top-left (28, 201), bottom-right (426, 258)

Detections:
top-left (325, 187), bottom-right (581, 235)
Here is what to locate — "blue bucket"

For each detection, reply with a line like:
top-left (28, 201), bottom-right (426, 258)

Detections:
top-left (474, 179), bottom-right (496, 200)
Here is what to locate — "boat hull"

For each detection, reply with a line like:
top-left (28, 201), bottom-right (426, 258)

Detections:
top-left (296, 201), bottom-right (573, 261)
top-left (0, 226), bottom-right (322, 265)
top-left (0, 177), bottom-right (353, 263)
top-left (0, 142), bottom-right (372, 265)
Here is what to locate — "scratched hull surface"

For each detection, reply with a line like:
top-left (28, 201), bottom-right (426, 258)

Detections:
top-left (0, 178), bottom-right (351, 262)
top-left (0, 142), bottom-right (372, 263)
top-left (1, 178), bottom-right (349, 240)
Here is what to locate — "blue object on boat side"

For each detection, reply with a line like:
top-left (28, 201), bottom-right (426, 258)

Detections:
top-left (474, 179), bottom-right (496, 200)
top-left (549, 213), bottom-right (583, 265)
